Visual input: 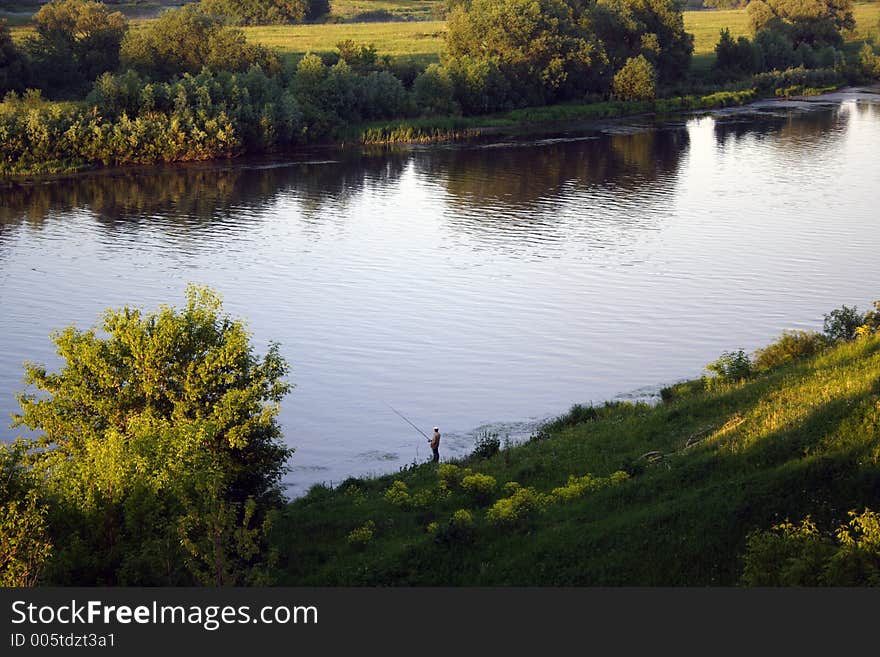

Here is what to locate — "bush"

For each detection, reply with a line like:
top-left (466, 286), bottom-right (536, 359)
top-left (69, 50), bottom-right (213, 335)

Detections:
top-left (823, 304), bottom-right (864, 342)
top-left (713, 28), bottom-right (759, 79)
top-left (486, 487), bottom-right (547, 527)
top-left (199, 0), bottom-right (328, 25)
top-left (12, 285), bottom-right (292, 585)
top-left (612, 55), bottom-right (657, 101)
top-left (461, 473), bottom-right (497, 503)
top-left (753, 330), bottom-right (828, 371)
top-left (1, 20), bottom-right (29, 96)
top-left (742, 510), bottom-right (880, 586)
top-left (449, 509), bottom-right (475, 531)
top-left (437, 463), bottom-right (465, 487)
top-left (347, 520), bottom-right (376, 550)
top-left (413, 64), bottom-right (459, 116)
top-left (384, 480), bottom-right (411, 508)
top-left (472, 430), bottom-right (501, 459)
top-left (706, 349), bottom-right (753, 381)
top-left (551, 474), bottom-right (602, 502)
top-left (120, 5), bottom-right (279, 80)
top-left (25, 0), bottom-right (127, 97)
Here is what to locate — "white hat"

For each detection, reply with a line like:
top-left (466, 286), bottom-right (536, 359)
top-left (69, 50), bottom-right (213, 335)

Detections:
top-left (433, 427), bottom-right (439, 431)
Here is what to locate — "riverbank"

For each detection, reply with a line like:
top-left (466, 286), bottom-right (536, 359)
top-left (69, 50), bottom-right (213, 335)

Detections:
top-left (272, 330), bottom-right (880, 585)
top-left (1, 80), bottom-right (865, 183)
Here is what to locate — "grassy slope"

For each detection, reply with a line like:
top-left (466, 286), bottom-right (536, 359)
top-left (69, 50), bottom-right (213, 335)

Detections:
top-left (274, 334), bottom-right (880, 585)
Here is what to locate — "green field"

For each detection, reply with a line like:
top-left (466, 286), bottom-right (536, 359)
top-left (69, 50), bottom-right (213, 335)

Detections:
top-left (242, 19), bottom-right (447, 65)
top-left (273, 331), bottom-right (880, 585)
top-left (8, 4), bottom-right (880, 62)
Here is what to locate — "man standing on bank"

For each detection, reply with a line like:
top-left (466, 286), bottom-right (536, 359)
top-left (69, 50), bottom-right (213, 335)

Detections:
top-left (429, 427), bottom-right (441, 463)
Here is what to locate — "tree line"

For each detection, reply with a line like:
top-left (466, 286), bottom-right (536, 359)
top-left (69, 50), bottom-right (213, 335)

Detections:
top-left (1, 0), bottom-right (879, 175)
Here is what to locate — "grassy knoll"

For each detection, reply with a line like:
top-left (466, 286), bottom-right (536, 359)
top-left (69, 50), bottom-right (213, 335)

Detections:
top-left (273, 333), bottom-right (880, 585)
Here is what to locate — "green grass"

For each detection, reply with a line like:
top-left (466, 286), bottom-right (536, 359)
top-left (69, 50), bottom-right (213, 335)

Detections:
top-left (8, 5), bottom-right (878, 61)
top-left (272, 333), bottom-right (880, 585)
top-left (242, 19), bottom-right (446, 66)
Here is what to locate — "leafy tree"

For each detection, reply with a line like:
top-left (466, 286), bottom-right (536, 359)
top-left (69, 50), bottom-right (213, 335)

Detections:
top-left (612, 54), bottom-right (657, 100)
top-left (713, 28), bottom-right (759, 79)
top-left (823, 304), bottom-right (864, 342)
top-left (746, 0), bottom-right (855, 47)
top-left (13, 285), bottom-right (293, 584)
top-left (594, 0), bottom-right (694, 85)
top-left (120, 5), bottom-right (278, 79)
top-left (1, 19), bottom-right (29, 95)
top-left (199, 0), bottom-right (329, 26)
top-left (445, 0), bottom-right (605, 107)
top-left (413, 63), bottom-right (459, 115)
top-left (25, 0), bottom-right (127, 96)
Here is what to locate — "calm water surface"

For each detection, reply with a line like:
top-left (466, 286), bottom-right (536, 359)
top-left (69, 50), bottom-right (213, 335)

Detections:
top-left (2, 91), bottom-right (879, 495)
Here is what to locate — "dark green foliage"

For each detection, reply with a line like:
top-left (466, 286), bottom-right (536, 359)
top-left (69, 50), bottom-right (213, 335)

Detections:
top-left (472, 430), bottom-right (501, 459)
top-left (24, 0), bottom-right (127, 97)
top-left (0, 20), bottom-right (28, 95)
top-left (706, 349), bottom-right (753, 381)
top-left (12, 285), bottom-right (293, 585)
top-left (746, 0), bottom-right (855, 48)
top-left (824, 304), bottom-right (864, 342)
top-left (713, 28), bottom-right (760, 78)
top-left (120, 5), bottom-right (279, 80)
top-left (199, 0), bottom-right (329, 26)
top-left (335, 39), bottom-right (379, 74)
top-left (0, 440), bottom-right (53, 586)
top-left (593, 0), bottom-right (694, 85)
top-left (412, 63), bottom-right (459, 115)
top-left (742, 510), bottom-right (880, 586)
top-left (753, 330), bottom-right (828, 371)
top-left (445, 0), bottom-right (606, 109)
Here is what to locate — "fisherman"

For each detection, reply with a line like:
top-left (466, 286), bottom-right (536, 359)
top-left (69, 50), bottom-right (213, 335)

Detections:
top-left (429, 427), bottom-right (441, 463)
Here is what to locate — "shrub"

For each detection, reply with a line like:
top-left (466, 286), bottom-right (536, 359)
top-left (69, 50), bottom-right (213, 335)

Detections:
top-left (413, 64), bottom-right (459, 116)
top-left (551, 474), bottom-right (602, 502)
top-left (437, 463), bottom-right (464, 486)
top-left (472, 430), bottom-right (501, 459)
top-left (502, 481), bottom-right (522, 495)
top-left (120, 5), bottom-right (279, 80)
top-left (384, 480), bottom-right (411, 508)
top-left (823, 304), bottom-right (864, 342)
top-left (612, 55), bottom-right (657, 102)
top-left (11, 285), bottom-right (292, 585)
top-left (706, 349), bottom-right (753, 381)
top-left (199, 0), bottom-right (328, 25)
top-left (461, 473), bottom-right (497, 503)
top-left (450, 509), bottom-right (475, 531)
top-left (347, 520), bottom-right (376, 550)
top-left (713, 28), bottom-right (759, 79)
top-left (1, 20), bottom-right (29, 96)
top-left (742, 510), bottom-right (880, 586)
top-left (753, 330), bottom-right (828, 371)
top-left (859, 43), bottom-right (880, 79)
top-left (486, 487), bottom-right (547, 527)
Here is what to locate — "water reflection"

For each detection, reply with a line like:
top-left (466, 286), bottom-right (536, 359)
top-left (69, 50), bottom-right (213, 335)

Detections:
top-left (1, 95), bottom-right (879, 497)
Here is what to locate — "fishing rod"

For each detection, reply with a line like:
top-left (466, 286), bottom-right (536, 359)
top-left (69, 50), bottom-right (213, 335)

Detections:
top-left (385, 402), bottom-right (431, 442)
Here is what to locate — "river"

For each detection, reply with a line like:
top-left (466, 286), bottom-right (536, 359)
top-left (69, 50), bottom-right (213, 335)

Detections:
top-left (1, 89), bottom-right (879, 496)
